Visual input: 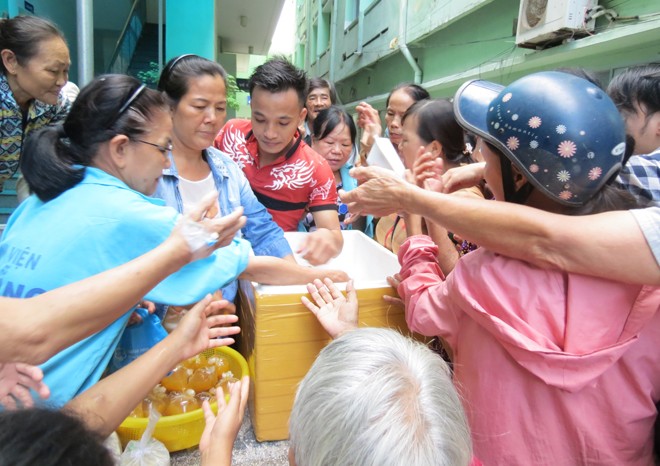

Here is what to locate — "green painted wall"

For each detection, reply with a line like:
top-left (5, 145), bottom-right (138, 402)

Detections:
top-left (297, 0), bottom-right (660, 110)
top-left (165, 0), bottom-right (215, 60)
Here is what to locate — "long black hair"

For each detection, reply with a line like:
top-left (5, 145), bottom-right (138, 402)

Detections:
top-left (20, 74), bottom-right (168, 201)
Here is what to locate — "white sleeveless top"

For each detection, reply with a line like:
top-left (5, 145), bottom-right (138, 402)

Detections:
top-left (178, 172), bottom-right (215, 214)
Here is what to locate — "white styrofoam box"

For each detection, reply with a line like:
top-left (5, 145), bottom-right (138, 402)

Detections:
top-left (366, 137), bottom-right (406, 177)
top-left (253, 230), bottom-right (400, 294)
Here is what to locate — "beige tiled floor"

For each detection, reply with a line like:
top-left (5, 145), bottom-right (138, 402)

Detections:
top-left (170, 409), bottom-right (289, 466)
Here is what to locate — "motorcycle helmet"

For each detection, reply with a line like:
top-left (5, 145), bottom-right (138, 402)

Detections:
top-left (454, 71), bottom-right (626, 206)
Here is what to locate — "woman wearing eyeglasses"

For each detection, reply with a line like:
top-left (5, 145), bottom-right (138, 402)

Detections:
top-left (1, 74), bottom-right (247, 406)
top-left (154, 55), bottom-right (348, 309)
top-left (0, 74), bottom-right (309, 407)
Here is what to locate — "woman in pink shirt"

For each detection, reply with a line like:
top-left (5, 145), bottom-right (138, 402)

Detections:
top-left (395, 71), bottom-right (660, 465)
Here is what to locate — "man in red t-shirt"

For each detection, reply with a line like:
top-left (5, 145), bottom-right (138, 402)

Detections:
top-left (215, 57), bottom-right (342, 265)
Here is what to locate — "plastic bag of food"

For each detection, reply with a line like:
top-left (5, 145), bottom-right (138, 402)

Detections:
top-left (120, 407), bottom-right (170, 466)
top-left (109, 308), bottom-right (168, 373)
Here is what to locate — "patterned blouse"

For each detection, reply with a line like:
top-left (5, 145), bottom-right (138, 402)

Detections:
top-left (0, 73), bottom-right (72, 191)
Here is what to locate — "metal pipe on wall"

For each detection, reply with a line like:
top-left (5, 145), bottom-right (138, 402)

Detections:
top-left (76, 0), bottom-right (94, 86)
top-left (158, 0), bottom-right (163, 71)
top-left (329, 0), bottom-right (338, 81)
top-left (399, 0), bottom-right (422, 84)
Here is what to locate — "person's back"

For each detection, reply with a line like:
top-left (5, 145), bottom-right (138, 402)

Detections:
top-left (400, 238), bottom-right (660, 464)
top-left (397, 71), bottom-right (660, 464)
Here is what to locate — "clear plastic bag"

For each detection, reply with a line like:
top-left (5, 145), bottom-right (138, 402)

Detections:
top-left (120, 407), bottom-right (170, 466)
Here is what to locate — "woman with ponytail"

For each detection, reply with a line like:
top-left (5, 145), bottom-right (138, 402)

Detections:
top-left (1, 74), bottom-right (253, 406)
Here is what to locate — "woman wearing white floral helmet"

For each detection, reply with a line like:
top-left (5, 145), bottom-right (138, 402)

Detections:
top-left (392, 71), bottom-right (659, 465)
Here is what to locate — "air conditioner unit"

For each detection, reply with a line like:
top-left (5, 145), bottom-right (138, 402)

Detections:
top-left (516, 0), bottom-right (598, 48)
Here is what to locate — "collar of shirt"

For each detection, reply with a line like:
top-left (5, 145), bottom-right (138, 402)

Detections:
top-left (245, 129), bottom-right (303, 165)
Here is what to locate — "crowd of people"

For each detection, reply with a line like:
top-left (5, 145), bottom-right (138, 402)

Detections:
top-left (0, 12), bottom-right (658, 466)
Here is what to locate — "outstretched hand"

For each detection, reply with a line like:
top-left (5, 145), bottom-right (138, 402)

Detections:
top-left (301, 278), bottom-right (358, 339)
top-left (412, 148), bottom-right (445, 190)
top-left (355, 102), bottom-right (382, 153)
top-left (200, 376), bottom-right (250, 466)
top-left (440, 162), bottom-right (485, 194)
top-left (172, 294), bottom-right (241, 361)
top-left (0, 362), bottom-right (50, 409)
top-left (298, 228), bottom-right (340, 266)
top-left (383, 273), bottom-right (404, 307)
top-left (340, 166), bottom-right (409, 220)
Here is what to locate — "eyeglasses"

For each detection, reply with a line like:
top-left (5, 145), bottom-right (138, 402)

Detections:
top-left (111, 83), bottom-right (147, 126)
top-left (134, 139), bottom-right (173, 156)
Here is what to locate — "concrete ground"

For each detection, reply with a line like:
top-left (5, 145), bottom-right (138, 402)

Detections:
top-left (170, 409), bottom-right (289, 466)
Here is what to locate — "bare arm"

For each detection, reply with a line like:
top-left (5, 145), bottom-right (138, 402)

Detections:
top-left (341, 166), bottom-right (660, 285)
top-left (239, 256), bottom-right (349, 284)
top-left (64, 296), bottom-right (240, 437)
top-left (407, 190), bottom-right (660, 285)
top-left (0, 195), bottom-right (247, 365)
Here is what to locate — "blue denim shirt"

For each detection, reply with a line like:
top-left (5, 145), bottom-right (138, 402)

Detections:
top-left (154, 147), bottom-right (292, 301)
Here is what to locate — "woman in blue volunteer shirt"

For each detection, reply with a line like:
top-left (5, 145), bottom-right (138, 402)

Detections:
top-left (0, 74), bottom-right (336, 406)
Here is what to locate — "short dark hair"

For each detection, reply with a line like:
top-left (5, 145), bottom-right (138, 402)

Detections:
top-left (158, 54), bottom-right (227, 105)
top-left (312, 105), bottom-right (357, 145)
top-left (402, 99), bottom-right (469, 163)
top-left (248, 56), bottom-right (307, 106)
top-left (0, 15), bottom-right (66, 74)
top-left (306, 77), bottom-right (338, 105)
top-left (0, 408), bottom-right (115, 466)
top-left (21, 74), bottom-right (168, 201)
top-left (386, 83), bottom-right (430, 108)
top-left (607, 63), bottom-right (660, 116)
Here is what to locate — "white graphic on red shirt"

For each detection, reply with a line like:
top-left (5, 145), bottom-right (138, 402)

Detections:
top-left (223, 127), bottom-right (253, 168)
top-left (310, 178), bottom-right (334, 201)
top-left (266, 160), bottom-right (316, 191)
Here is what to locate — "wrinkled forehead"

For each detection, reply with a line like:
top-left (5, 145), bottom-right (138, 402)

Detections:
top-left (308, 87), bottom-right (331, 97)
top-left (30, 36), bottom-right (70, 64)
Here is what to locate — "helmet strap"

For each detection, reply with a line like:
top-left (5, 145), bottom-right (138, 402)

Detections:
top-left (500, 155), bottom-right (533, 204)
